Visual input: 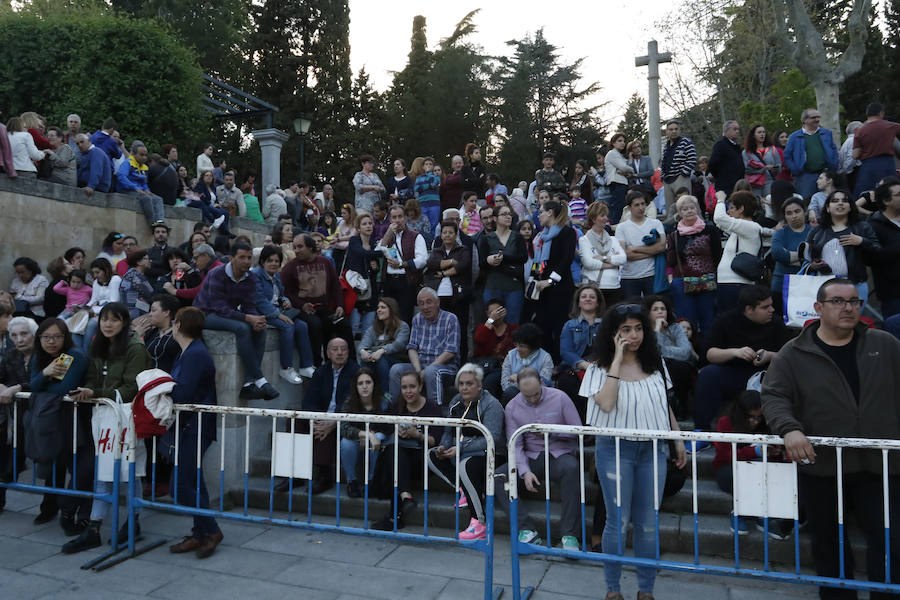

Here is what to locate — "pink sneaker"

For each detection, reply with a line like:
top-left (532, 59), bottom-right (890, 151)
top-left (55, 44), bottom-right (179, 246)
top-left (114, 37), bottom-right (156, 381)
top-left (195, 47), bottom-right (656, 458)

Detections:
top-left (458, 517), bottom-right (486, 540)
top-left (456, 488), bottom-right (468, 508)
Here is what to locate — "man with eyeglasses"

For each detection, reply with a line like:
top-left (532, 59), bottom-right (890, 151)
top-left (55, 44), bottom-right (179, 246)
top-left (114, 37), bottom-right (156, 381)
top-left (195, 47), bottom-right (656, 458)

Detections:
top-left (784, 108), bottom-right (839, 200)
top-left (763, 278), bottom-right (900, 597)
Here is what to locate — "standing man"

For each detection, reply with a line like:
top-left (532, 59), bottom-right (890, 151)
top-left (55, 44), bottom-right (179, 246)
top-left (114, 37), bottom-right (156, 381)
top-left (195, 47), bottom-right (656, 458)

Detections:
top-left (707, 120), bottom-right (744, 196)
top-left (534, 152), bottom-right (568, 195)
top-left (784, 108), bottom-right (839, 199)
top-left (193, 242), bottom-right (279, 401)
top-left (89, 117), bottom-right (121, 168)
top-left (376, 204), bottom-right (428, 323)
top-left (63, 114), bottom-right (82, 164)
top-left (43, 127), bottom-right (76, 186)
top-left (74, 133), bottom-right (111, 195)
top-left (281, 233), bottom-right (353, 365)
top-left (762, 278), bottom-right (900, 598)
top-left (660, 120), bottom-right (697, 224)
top-left (115, 140), bottom-right (166, 228)
top-left (852, 103), bottom-right (900, 198)
top-left (615, 191), bottom-right (666, 298)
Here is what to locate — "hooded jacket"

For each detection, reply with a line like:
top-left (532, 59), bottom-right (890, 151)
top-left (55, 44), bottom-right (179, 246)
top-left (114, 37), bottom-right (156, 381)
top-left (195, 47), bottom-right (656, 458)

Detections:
top-left (761, 321), bottom-right (900, 477)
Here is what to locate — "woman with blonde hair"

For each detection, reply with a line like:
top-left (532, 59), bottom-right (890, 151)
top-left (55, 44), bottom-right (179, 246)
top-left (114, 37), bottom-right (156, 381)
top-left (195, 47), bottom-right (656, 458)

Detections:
top-left (531, 200), bottom-right (576, 359)
top-left (578, 201), bottom-right (626, 306)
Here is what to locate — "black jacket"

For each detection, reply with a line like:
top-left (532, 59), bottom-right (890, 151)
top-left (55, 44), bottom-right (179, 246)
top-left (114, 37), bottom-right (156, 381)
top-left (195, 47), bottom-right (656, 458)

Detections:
top-left (303, 360), bottom-right (360, 412)
top-left (804, 221), bottom-right (881, 284)
top-left (707, 137), bottom-right (745, 196)
top-left (867, 211), bottom-right (900, 302)
top-left (424, 243), bottom-right (472, 298)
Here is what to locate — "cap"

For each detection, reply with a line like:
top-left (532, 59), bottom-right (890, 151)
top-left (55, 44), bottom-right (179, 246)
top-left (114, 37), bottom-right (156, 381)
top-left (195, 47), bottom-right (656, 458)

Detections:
top-left (151, 221), bottom-right (170, 231)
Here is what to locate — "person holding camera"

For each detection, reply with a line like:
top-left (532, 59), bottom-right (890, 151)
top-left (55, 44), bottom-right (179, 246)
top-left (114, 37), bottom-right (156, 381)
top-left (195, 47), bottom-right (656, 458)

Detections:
top-left (281, 233), bottom-right (355, 365)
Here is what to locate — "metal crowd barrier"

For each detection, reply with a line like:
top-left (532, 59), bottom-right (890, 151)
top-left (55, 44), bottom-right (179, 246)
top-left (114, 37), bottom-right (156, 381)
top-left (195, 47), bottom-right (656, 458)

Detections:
top-left (506, 425), bottom-right (900, 599)
top-left (123, 404), bottom-right (502, 600)
top-left (4, 393), bottom-right (128, 570)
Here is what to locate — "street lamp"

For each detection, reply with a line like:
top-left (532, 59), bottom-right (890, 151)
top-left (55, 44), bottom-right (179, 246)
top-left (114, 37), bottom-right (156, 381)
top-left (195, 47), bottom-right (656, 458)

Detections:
top-left (293, 115), bottom-right (313, 182)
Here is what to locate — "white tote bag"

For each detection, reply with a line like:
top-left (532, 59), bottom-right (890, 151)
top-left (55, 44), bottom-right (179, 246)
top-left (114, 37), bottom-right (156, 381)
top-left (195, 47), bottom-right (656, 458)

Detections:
top-left (782, 267), bottom-right (825, 328)
top-left (92, 392), bottom-right (147, 482)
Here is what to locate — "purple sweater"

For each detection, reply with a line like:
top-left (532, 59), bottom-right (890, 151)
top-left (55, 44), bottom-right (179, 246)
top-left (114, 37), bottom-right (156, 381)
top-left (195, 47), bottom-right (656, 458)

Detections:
top-left (193, 263), bottom-right (259, 321)
top-left (506, 386), bottom-right (582, 476)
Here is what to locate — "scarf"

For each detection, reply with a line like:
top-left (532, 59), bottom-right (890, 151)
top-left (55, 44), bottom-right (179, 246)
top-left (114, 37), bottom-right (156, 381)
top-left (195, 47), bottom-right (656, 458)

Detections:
top-left (585, 228), bottom-right (613, 256)
top-left (677, 218), bottom-right (706, 236)
top-left (535, 224), bottom-right (562, 265)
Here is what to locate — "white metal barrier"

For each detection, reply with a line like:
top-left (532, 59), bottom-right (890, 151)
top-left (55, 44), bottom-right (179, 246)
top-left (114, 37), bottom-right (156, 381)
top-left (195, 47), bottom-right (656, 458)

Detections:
top-left (505, 425), bottom-right (900, 599)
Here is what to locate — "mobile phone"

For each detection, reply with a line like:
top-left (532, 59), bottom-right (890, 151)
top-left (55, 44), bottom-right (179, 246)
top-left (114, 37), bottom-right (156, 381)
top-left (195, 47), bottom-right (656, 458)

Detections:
top-left (53, 353), bottom-right (74, 380)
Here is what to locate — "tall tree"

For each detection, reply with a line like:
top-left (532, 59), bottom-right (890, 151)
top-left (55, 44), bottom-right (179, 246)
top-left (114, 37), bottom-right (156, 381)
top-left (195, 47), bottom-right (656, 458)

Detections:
top-left (617, 93), bottom-right (649, 148)
top-left (885, 0), bottom-right (900, 114)
top-left (494, 29), bottom-right (607, 183)
top-left (773, 0), bottom-right (871, 144)
top-left (385, 15), bottom-right (433, 164)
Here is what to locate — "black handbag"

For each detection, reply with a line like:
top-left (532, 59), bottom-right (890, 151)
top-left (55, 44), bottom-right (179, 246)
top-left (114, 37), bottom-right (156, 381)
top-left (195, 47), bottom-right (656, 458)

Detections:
top-left (730, 231), bottom-right (769, 283)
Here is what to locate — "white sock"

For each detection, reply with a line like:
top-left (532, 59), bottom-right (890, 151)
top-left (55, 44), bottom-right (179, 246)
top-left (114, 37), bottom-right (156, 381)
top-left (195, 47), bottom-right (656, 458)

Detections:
top-left (242, 382), bottom-right (253, 388)
top-left (255, 377), bottom-right (267, 387)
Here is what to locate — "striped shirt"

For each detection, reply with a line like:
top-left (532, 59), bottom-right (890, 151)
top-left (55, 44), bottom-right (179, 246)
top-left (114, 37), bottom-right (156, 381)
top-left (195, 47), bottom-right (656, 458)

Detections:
top-left (579, 364), bottom-right (671, 435)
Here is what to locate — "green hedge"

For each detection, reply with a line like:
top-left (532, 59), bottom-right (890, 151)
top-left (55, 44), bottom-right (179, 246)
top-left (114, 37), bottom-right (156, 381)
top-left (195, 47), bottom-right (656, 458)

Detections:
top-left (0, 11), bottom-right (207, 152)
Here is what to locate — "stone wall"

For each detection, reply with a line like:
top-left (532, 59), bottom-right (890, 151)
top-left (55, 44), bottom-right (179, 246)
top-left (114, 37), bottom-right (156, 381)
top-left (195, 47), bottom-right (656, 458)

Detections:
top-left (0, 174), bottom-right (271, 288)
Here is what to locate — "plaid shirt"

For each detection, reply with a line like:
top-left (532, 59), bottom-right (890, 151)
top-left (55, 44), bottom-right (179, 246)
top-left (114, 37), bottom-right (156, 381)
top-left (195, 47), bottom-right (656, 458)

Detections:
top-left (407, 309), bottom-right (460, 366)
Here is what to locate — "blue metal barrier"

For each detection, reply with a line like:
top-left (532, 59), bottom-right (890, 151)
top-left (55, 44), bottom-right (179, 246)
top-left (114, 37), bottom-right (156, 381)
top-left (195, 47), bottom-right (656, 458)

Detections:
top-left (506, 424), bottom-right (900, 599)
top-left (119, 404), bottom-right (502, 600)
top-left (2, 394), bottom-right (129, 570)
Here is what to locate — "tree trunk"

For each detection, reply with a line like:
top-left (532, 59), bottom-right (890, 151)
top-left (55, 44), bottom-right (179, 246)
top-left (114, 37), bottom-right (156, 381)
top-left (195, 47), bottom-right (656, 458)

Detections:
top-left (813, 80), bottom-right (841, 147)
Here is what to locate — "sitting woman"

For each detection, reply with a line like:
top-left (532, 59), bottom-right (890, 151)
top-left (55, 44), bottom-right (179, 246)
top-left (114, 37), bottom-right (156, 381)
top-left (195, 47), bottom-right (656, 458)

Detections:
top-left (339, 368), bottom-right (391, 498)
top-left (10, 256), bottom-right (50, 318)
top-left (769, 198), bottom-right (811, 315)
top-left (152, 247), bottom-right (196, 296)
top-left (473, 298), bottom-right (518, 399)
top-left (644, 295), bottom-right (695, 417)
top-left (190, 170), bottom-right (232, 235)
top-left (79, 258), bottom-right (122, 352)
top-left (29, 318), bottom-right (91, 530)
top-left (558, 284), bottom-right (604, 423)
top-left (714, 387), bottom-right (791, 539)
top-left (252, 245), bottom-right (315, 383)
top-left (0, 316), bottom-right (38, 511)
top-left (500, 323), bottom-right (554, 404)
top-left (427, 363), bottom-right (505, 541)
top-left (371, 370), bottom-right (443, 531)
top-left (358, 298), bottom-right (410, 393)
top-left (133, 294), bottom-right (182, 373)
top-left (63, 303), bottom-right (150, 554)
top-left (119, 250), bottom-right (154, 319)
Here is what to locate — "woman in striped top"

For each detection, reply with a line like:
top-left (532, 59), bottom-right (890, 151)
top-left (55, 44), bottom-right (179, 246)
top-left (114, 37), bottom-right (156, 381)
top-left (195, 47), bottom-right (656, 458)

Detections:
top-left (579, 303), bottom-right (686, 600)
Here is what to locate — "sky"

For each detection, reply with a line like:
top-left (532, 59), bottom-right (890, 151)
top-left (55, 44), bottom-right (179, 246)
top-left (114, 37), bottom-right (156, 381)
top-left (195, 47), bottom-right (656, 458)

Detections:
top-left (347, 0), bottom-right (681, 127)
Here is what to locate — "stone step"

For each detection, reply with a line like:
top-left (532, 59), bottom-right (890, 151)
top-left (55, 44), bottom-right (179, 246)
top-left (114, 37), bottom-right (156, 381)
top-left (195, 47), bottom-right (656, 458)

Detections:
top-left (224, 476), bottom-right (867, 567)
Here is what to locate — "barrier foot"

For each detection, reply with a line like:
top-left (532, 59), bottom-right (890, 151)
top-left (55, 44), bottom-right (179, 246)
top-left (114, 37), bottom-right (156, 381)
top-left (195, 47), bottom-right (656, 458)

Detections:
top-left (492, 584), bottom-right (505, 599)
top-left (520, 586), bottom-right (535, 599)
top-left (92, 537), bottom-right (167, 572)
top-left (80, 545), bottom-right (127, 570)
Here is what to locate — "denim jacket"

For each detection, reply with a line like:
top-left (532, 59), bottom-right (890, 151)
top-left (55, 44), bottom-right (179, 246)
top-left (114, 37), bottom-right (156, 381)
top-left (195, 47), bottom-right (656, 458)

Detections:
top-left (559, 315), bottom-right (601, 369)
top-left (251, 266), bottom-right (284, 319)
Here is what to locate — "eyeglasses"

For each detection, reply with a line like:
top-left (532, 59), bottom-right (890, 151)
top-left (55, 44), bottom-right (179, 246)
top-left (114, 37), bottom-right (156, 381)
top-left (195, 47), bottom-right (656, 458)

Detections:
top-left (614, 303), bottom-right (643, 316)
top-left (40, 334), bottom-right (65, 342)
top-left (821, 297), bottom-right (863, 308)
top-left (497, 211), bottom-right (512, 217)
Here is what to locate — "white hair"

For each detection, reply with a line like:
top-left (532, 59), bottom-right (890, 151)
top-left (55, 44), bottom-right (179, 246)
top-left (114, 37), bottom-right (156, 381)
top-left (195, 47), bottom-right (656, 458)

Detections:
top-left (455, 362), bottom-right (484, 387)
top-left (723, 120), bottom-right (739, 135)
top-left (417, 287), bottom-right (439, 302)
top-left (67, 113), bottom-right (81, 122)
top-left (8, 316), bottom-right (38, 335)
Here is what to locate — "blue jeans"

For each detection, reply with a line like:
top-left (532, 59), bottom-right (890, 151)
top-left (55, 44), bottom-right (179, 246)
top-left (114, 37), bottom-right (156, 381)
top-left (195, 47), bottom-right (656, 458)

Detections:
top-left (130, 191), bottom-right (165, 228)
top-left (482, 288), bottom-right (524, 325)
top-left (203, 313), bottom-right (265, 382)
top-left (267, 315), bottom-right (313, 369)
top-left (188, 200), bottom-right (231, 234)
top-left (669, 278), bottom-right (716, 338)
top-left (340, 433), bottom-right (385, 483)
top-left (77, 317), bottom-right (99, 354)
top-left (389, 362), bottom-right (456, 407)
top-left (351, 308), bottom-right (375, 337)
top-left (595, 438), bottom-right (667, 595)
top-left (608, 183), bottom-right (627, 224)
top-left (794, 171), bottom-right (820, 200)
top-left (694, 364), bottom-right (757, 431)
top-left (368, 355), bottom-right (400, 395)
top-left (172, 436), bottom-right (220, 537)
top-left (621, 276), bottom-right (654, 299)
top-left (421, 201), bottom-right (441, 232)
top-left (854, 155), bottom-right (895, 199)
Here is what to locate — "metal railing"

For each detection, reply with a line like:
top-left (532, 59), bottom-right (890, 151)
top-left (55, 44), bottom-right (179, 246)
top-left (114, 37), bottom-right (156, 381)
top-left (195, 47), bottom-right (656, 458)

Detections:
top-left (505, 425), bottom-right (900, 599)
top-left (3, 393), bottom-right (128, 570)
top-left (124, 404), bottom-right (502, 600)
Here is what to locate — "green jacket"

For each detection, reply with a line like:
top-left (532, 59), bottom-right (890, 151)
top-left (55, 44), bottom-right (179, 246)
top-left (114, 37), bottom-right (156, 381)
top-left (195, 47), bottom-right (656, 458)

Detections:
top-left (762, 321), bottom-right (900, 477)
top-left (84, 333), bottom-right (151, 403)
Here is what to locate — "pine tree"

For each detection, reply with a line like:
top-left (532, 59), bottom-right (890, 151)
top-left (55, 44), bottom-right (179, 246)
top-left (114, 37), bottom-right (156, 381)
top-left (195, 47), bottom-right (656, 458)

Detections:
top-left (883, 0), bottom-right (900, 114)
top-left (617, 93), bottom-right (648, 148)
top-left (385, 15), bottom-right (433, 163)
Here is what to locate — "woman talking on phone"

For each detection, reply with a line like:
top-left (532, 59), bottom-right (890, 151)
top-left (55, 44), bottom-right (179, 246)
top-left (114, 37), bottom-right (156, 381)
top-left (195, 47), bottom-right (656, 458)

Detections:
top-left (579, 303), bottom-right (686, 600)
top-left (29, 318), bottom-right (90, 534)
top-left (62, 303), bottom-right (150, 553)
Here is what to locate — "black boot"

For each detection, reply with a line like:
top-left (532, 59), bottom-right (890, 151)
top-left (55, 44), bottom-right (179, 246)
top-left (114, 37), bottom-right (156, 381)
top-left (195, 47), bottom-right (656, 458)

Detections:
top-left (62, 519), bottom-right (102, 554)
top-left (60, 511), bottom-right (88, 536)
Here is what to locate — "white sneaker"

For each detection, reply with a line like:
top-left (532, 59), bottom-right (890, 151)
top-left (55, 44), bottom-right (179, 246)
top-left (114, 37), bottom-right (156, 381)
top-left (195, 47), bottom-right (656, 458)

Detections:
top-left (211, 215), bottom-right (225, 230)
top-left (279, 368), bottom-right (303, 384)
top-left (296, 366), bottom-right (316, 379)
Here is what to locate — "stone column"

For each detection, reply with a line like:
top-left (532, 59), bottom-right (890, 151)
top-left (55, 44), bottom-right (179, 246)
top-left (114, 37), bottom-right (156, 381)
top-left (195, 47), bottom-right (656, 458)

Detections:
top-left (250, 128), bottom-right (290, 194)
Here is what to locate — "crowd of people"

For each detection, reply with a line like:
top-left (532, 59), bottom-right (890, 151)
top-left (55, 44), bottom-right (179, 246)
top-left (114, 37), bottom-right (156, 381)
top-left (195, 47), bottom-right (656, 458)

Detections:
top-left (3, 104), bottom-right (900, 600)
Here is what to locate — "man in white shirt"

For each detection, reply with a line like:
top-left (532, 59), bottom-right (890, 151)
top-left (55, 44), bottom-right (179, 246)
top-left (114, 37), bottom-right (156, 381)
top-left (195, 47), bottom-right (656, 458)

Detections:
top-left (376, 205), bottom-right (428, 322)
top-left (614, 191), bottom-right (666, 298)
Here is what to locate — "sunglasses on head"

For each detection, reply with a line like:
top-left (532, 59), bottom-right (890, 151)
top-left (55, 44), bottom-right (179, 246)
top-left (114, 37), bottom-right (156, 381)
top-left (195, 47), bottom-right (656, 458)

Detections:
top-left (614, 303), bottom-right (643, 316)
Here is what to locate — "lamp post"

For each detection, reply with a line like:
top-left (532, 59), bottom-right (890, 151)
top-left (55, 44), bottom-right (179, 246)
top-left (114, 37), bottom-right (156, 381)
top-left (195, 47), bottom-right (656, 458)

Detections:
top-left (293, 115), bottom-right (313, 182)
